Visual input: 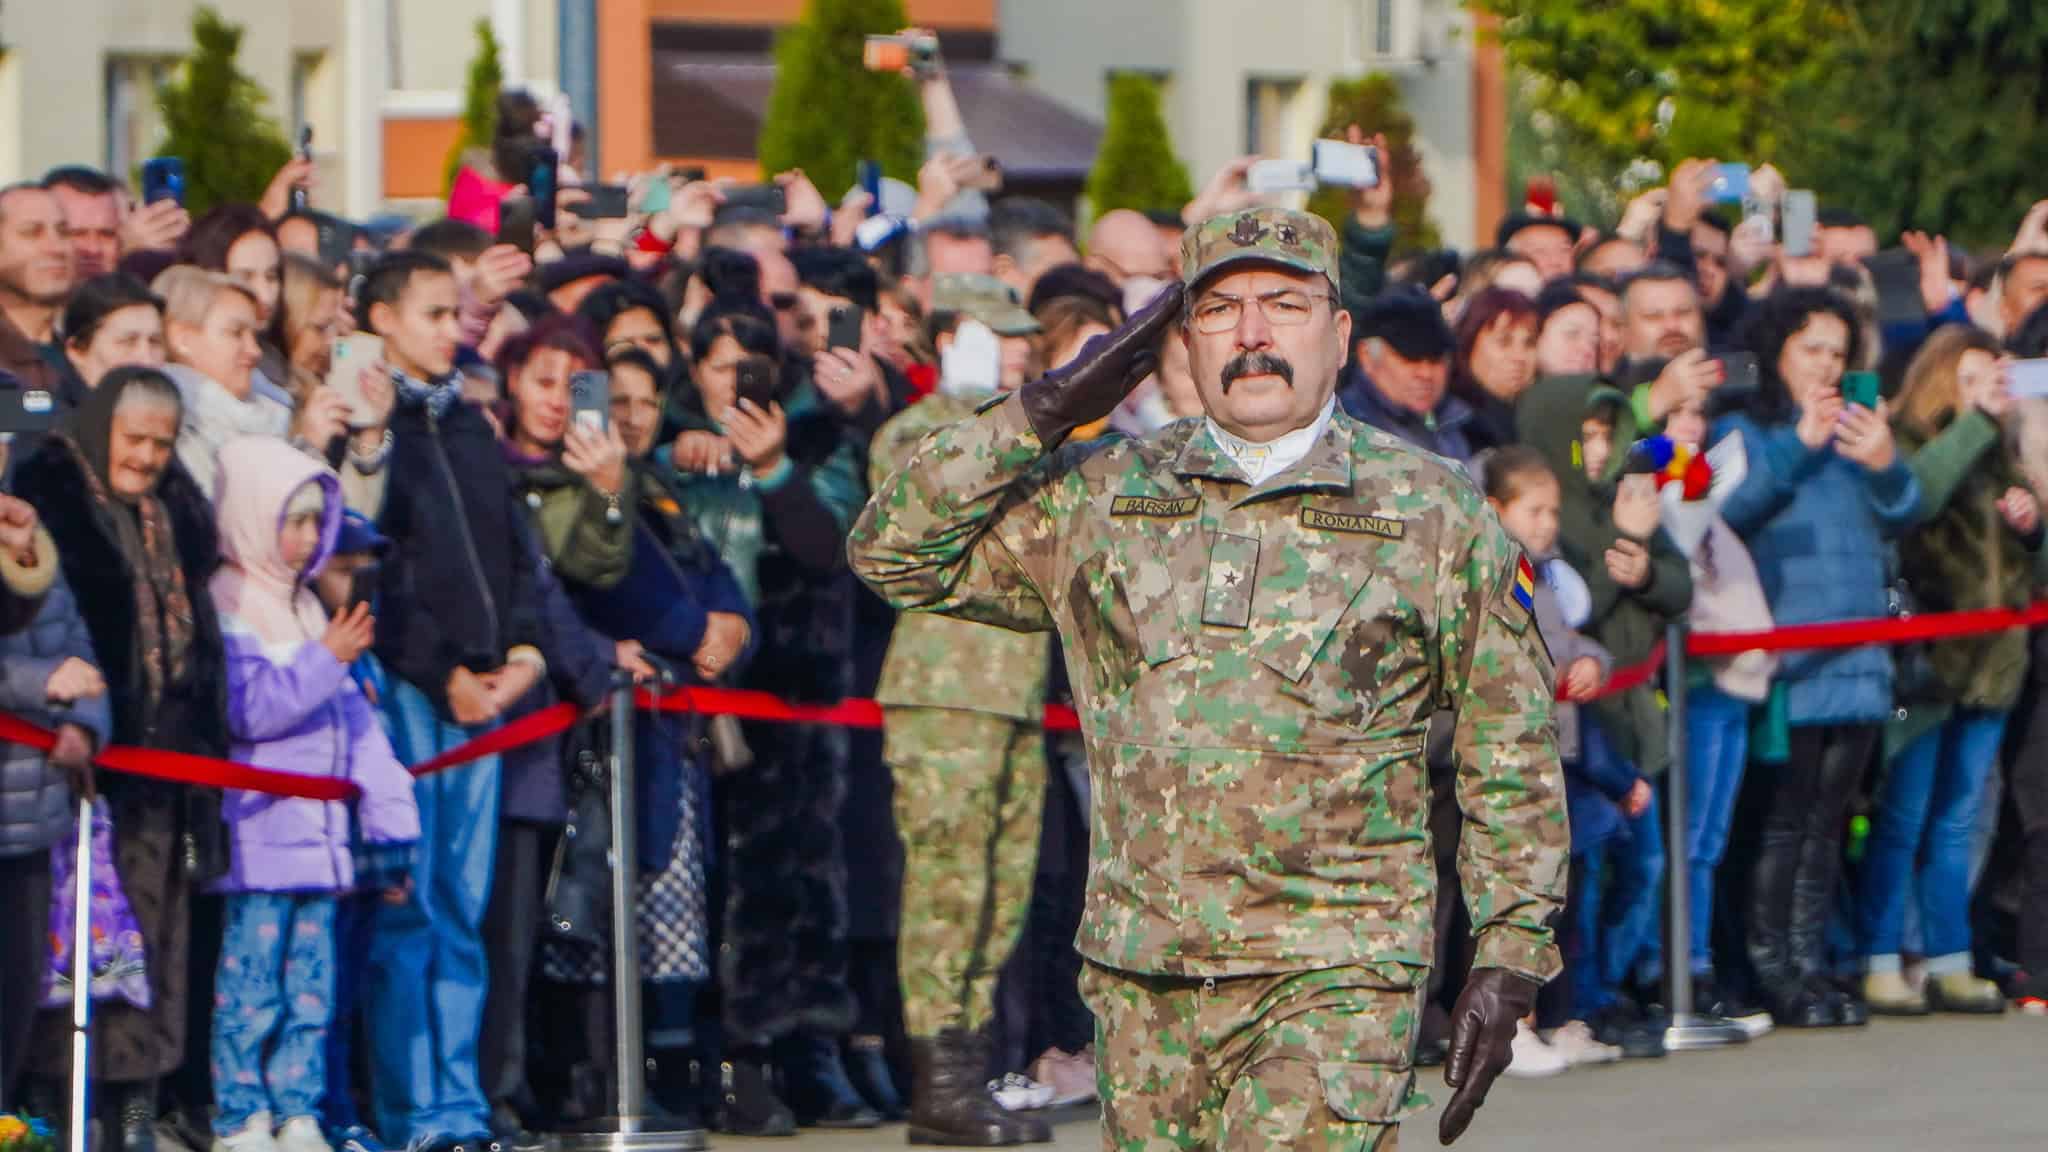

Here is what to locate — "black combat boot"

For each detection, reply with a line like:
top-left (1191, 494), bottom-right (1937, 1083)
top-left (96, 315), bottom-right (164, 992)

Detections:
top-left (776, 1032), bottom-right (881, 1129)
top-left (713, 1048), bottom-right (796, 1138)
top-left (907, 1031), bottom-right (1048, 1147)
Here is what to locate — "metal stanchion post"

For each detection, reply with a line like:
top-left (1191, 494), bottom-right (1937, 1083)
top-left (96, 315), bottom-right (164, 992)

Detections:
top-left (69, 796), bottom-right (95, 1152)
top-left (550, 673), bottom-right (706, 1152)
top-left (1661, 624), bottom-right (1746, 1051)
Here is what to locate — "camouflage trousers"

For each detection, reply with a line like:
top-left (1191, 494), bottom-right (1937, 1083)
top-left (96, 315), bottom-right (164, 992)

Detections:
top-left (886, 707), bottom-right (1047, 1036)
top-left (1080, 962), bottom-right (1431, 1152)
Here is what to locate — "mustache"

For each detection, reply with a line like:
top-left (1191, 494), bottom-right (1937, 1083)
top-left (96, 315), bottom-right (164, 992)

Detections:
top-left (1220, 351), bottom-right (1295, 393)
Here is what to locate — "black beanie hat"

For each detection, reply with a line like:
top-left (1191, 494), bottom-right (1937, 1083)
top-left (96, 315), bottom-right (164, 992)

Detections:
top-left (1355, 288), bottom-right (1454, 362)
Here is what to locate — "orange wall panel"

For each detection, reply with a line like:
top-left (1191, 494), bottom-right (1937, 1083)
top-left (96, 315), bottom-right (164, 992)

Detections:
top-left (384, 118), bottom-right (464, 201)
top-left (650, 0), bottom-right (994, 27)
top-left (601, 0), bottom-right (656, 176)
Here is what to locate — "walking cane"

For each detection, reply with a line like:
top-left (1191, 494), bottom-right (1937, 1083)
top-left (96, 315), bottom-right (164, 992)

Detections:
top-left (68, 795), bottom-right (94, 1152)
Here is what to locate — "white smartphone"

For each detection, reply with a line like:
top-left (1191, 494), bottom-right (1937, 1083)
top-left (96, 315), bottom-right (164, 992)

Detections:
top-left (1781, 190), bottom-right (1818, 259)
top-left (1247, 159), bottom-right (1315, 195)
top-left (326, 334), bottom-right (385, 426)
top-left (2008, 358), bottom-right (2048, 399)
top-left (1311, 140), bottom-right (1380, 188)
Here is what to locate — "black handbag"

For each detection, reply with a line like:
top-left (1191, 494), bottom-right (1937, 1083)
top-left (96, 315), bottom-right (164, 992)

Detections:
top-left (543, 722), bottom-right (613, 947)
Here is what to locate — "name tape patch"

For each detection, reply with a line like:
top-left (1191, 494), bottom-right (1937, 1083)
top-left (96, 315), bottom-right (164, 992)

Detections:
top-left (1111, 495), bottom-right (1200, 518)
top-left (1301, 507), bottom-right (1405, 538)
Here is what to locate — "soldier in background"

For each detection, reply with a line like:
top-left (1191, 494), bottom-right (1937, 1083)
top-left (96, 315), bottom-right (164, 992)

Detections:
top-left (851, 207), bottom-right (1568, 1149)
top-left (867, 275), bottom-right (1055, 1146)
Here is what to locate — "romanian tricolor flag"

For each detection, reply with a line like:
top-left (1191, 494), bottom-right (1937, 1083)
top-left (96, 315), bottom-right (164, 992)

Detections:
top-left (1512, 554), bottom-right (1537, 615)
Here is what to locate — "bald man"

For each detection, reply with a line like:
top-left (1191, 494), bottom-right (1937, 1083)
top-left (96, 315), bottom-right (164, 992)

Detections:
top-left (1086, 209), bottom-right (1172, 286)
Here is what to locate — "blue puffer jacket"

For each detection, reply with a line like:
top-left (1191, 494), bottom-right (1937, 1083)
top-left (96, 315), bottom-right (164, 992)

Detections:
top-left (0, 570), bottom-right (111, 857)
top-left (1715, 412), bottom-right (1922, 726)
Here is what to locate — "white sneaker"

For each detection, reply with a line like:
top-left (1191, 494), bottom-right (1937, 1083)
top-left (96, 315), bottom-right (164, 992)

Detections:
top-left (1503, 1020), bottom-right (1569, 1079)
top-left (275, 1118), bottom-right (333, 1152)
top-left (987, 1072), bottom-right (1056, 1111)
top-left (212, 1112), bottom-right (280, 1152)
top-left (1545, 1020), bottom-right (1623, 1067)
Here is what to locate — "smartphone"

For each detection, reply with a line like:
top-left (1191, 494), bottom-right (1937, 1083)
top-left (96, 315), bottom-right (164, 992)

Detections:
top-left (1716, 351), bottom-right (1759, 395)
top-left (1247, 159), bottom-right (1315, 195)
top-left (0, 372), bottom-right (58, 435)
top-left (568, 183), bottom-right (630, 219)
top-left (827, 305), bottom-right (864, 352)
top-left (313, 214), bottom-right (357, 274)
top-left (863, 33), bottom-right (938, 73)
top-left (346, 563), bottom-right (381, 614)
top-left (857, 159), bottom-right (881, 209)
top-left (1312, 139), bottom-right (1380, 189)
top-left (957, 155), bottom-right (1003, 193)
top-left (675, 165), bottom-right (707, 184)
top-left (1781, 190), bottom-right (1818, 258)
top-left (1865, 248), bottom-right (1927, 327)
top-left (141, 157), bottom-right (185, 206)
top-left (1842, 370), bottom-right (1880, 409)
top-left (569, 371), bottom-right (610, 433)
top-left (527, 145), bottom-right (560, 230)
top-left (289, 125), bottom-right (313, 214)
top-left (496, 196), bottom-right (538, 254)
top-left (327, 334), bottom-right (385, 426)
top-left (2006, 359), bottom-right (2048, 399)
top-left (639, 173), bottom-right (673, 216)
top-left (721, 184), bottom-right (786, 217)
top-left (735, 355), bottom-right (778, 408)
top-left (1708, 163), bottom-right (1750, 204)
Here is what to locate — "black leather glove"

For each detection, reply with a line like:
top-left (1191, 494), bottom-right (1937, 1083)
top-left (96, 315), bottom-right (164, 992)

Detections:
top-left (1438, 967), bottom-right (1542, 1145)
top-left (1018, 279), bottom-right (1185, 449)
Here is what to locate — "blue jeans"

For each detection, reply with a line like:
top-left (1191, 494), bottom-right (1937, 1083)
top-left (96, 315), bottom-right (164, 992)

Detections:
top-left (1856, 709), bottom-right (2010, 968)
top-left (1600, 792), bottom-right (1666, 991)
top-left (367, 677), bottom-right (502, 1147)
top-left (322, 891), bottom-right (379, 1134)
top-left (1568, 845), bottom-right (1610, 1017)
top-left (213, 892), bottom-right (337, 1133)
top-left (1685, 685), bottom-right (1751, 976)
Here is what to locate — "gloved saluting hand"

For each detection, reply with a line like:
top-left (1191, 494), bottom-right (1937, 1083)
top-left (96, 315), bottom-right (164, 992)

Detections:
top-left (1019, 279), bottom-right (1185, 450)
top-left (1439, 967), bottom-right (1543, 1145)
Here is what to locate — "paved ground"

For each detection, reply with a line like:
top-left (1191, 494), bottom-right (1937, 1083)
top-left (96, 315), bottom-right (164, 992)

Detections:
top-left (749, 1015), bottom-right (2044, 1151)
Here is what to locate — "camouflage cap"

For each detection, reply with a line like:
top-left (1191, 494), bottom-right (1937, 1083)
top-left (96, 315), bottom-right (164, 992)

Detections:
top-left (1181, 207), bottom-right (1340, 293)
top-left (931, 274), bottom-right (1041, 336)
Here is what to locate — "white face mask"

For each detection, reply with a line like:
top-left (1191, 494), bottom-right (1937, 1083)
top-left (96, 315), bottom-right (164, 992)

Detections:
top-left (939, 319), bottom-right (1002, 396)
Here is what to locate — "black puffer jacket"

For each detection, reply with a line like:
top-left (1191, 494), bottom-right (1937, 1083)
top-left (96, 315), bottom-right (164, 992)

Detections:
top-left (373, 395), bottom-right (543, 721)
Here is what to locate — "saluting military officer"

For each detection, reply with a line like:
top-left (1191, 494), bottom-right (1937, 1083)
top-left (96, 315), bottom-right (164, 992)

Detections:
top-left (850, 207), bottom-right (1567, 1151)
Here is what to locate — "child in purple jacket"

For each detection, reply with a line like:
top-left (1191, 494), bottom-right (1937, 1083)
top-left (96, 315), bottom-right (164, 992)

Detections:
top-left (205, 437), bottom-right (421, 1152)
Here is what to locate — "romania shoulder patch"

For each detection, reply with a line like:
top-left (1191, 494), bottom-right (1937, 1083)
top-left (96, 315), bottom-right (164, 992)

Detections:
top-left (1513, 554), bottom-right (1537, 614)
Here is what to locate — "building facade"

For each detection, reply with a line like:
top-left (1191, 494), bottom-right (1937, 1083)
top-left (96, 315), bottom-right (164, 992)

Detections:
top-left (997, 0), bottom-right (1504, 249)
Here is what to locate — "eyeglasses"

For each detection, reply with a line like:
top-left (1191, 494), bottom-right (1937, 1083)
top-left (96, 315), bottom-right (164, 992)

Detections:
top-left (1189, 290), bottom-right (1333, 334)
top-left (769, 292), bottom-right (800, 312)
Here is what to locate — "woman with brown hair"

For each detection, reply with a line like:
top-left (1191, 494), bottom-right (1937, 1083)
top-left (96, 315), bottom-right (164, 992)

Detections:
top-left (1854, 324), bottom-right (2045, 1014)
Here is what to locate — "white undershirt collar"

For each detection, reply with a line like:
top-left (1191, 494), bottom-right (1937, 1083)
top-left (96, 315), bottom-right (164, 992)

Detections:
top-left (1201, 398), bottom-right (1337, 485)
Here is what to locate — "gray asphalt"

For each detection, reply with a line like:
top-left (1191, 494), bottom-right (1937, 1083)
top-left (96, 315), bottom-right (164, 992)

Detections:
top-left (752, 1015), bottom-right (2045, 1150)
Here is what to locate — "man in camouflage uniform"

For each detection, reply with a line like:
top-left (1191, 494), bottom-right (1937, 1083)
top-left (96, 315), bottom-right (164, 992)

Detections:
top-left (850, 208), bottom-right (1567, 1150)
top-left (869, 275), bottom-right (1057, 1146)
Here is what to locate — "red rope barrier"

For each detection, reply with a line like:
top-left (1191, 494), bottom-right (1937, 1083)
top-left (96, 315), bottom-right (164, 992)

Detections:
top-left (0, 597), bottom-right (2037, 800)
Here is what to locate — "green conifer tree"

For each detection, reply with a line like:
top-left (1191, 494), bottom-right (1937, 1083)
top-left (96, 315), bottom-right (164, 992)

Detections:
top-left (444, 20), bottom-right (506, 194)
top-left (1085, 73), bottom-right (1194, 219)
top-left (154, 6), bottom-right (293, 215)
top-left (757, 0), bottom-right (925, 197)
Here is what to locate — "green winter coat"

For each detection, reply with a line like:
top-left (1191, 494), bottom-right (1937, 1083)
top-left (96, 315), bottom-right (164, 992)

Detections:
top-left (1892, 409), bottom-right (2048, 747)
top-left (507, 455), bottom-right (632, 589)
top-left (1517, 373), bottom-right (1694, 775)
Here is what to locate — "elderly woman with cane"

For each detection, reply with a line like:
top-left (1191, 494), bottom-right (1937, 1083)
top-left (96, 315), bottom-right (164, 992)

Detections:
top-left (15, 366), bottom-right (230, 1152)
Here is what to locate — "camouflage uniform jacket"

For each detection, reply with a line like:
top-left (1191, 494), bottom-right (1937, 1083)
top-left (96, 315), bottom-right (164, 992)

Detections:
top-left (849, 392), bottom-right (1569, 985)
top-left (869, 392), bottom-right (1050, 723)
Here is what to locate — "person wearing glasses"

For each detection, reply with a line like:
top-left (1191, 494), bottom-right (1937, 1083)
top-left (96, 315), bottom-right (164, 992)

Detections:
top-left (851, 208), bottom-right (1566, 1150)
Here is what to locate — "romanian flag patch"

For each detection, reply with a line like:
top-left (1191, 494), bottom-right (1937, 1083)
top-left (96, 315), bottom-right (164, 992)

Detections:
top-left (1513, 554), bottom-right (1537, 614)
top-left (1492, 552), bottom-right (1536, 636)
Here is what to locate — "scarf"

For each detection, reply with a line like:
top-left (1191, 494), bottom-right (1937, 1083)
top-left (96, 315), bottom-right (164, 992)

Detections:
top-left (60, 376), bottom-right (194, 725)
top-left (394, 366), bottom-right (463, 419)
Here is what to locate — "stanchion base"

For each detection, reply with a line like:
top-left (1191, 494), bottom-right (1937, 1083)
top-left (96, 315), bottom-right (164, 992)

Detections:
top-left (1663, 1016), bottom-right (1750, 1052)
top-left (546, 1119), bottom-right (708, 1152)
